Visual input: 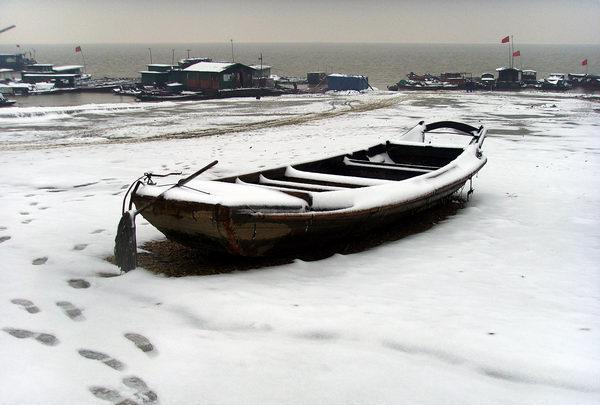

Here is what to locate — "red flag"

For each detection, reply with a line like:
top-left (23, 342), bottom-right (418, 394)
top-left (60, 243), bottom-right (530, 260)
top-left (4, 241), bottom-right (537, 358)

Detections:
top-left (581, 59), bottom-right (588, 66)
top-left (75, 46), bottom-right (82, 53)
top-left (512, 50), bottom-right (520, 57)
top-left (501, 36), bottom-right (510, 43)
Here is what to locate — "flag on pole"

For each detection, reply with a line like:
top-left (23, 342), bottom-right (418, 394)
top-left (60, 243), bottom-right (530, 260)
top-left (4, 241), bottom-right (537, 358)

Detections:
top-left (581, 59), bottom-right (588, 66)
top-left (501, 36), bottom-right (510, 43)
top-left (512, 50), bottom-right (521, 57)
top-left (75, 46), bottom-right (82, 53)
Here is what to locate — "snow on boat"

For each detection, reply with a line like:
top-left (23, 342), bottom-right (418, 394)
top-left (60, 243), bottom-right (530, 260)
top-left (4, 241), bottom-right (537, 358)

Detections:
top-left (127, 121), bottom-right (487, 258)
top-left (0, 93), bottom-right (16, 107)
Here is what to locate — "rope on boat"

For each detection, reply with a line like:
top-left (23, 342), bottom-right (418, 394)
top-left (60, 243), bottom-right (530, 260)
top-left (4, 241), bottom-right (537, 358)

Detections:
top-left (114, 160), bottom-right (218, 273)
top-left (467, 177), bottom-right (474, 200)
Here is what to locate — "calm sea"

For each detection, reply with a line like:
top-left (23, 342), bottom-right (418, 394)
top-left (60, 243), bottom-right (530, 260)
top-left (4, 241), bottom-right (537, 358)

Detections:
top-left (2, 43), bottom-right (598, 89)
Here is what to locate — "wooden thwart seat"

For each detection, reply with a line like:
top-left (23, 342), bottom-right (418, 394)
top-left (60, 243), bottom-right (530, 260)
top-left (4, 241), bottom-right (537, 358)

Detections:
top-left (258, 175), bottom-right (346, 192)
top-left (235, 178), bottom-right (315, 205)
top-left (344, 157), bottom-right (438, 173)
top-left (286, 166), bottom-right (392, 187)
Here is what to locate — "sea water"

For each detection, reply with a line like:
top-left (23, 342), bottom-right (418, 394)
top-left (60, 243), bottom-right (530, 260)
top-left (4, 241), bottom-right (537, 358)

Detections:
top-left (3, 42), bottom-right (598, 90)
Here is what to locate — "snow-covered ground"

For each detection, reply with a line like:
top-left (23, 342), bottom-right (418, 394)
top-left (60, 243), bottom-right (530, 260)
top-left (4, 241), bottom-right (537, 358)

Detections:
top-left (0, 91), bottom-right (599, 404)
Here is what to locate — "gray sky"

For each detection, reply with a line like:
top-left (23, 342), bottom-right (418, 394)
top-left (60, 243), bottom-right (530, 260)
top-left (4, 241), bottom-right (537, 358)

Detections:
top-left (1, 0), bottom-right (599, 44)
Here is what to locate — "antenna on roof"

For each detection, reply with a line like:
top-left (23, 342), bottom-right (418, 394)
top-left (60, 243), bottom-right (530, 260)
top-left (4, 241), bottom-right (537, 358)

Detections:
top-left (148, 48), bottom-right (153, 64)
top-left (186, 49), bottom-right (191, 59)
top-left (230, 39), bottom-right (235, 62)
top-left (171, 49), bottom-right (175, 65)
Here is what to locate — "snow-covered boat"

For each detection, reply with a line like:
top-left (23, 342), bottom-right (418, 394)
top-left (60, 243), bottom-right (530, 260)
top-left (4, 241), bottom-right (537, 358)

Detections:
top-left (542, 73), bottom-right (571, 90)
top-left (135, 90), bottom-right (204, 102)
top-left (0, 93), bottom-right (16, 107)
top-left (112, 85), bottom-right (142, 96)
top-left (128, 121), bottom-right (487, 257)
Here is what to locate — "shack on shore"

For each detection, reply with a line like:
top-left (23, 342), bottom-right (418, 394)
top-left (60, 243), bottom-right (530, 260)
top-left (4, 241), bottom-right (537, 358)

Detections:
top-left (140, 64), bottom-right (174, 86)
top-left (326, 74), bottom-right (369, 91)
top-left (183, 62), bottom-right (255, 92)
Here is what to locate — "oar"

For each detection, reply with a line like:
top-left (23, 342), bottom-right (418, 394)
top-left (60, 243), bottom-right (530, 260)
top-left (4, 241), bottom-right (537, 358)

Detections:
top-left (114, 160), bottom-right (218, 272)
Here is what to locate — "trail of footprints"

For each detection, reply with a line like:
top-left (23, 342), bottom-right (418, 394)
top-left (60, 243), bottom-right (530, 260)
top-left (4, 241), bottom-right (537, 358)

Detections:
top-left (1, 204), bottom-right (158, 402)
top-left (4, 294), bottom-right (159, 404)
top-left (91, 376), bottom-right (158, 405)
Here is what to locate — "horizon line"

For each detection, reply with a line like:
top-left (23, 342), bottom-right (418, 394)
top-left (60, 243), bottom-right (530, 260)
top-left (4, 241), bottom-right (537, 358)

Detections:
top-left (1, 41), bottom-right (599, 46)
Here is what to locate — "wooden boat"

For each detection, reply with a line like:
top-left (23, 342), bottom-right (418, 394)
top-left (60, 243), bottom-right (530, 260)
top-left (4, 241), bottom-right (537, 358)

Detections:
top-left (136, 91), bottom-right (205, 102)
top-left (129, 121), bottom-right (487, 257)
top-left (0, 93), bottom-right (16, 107)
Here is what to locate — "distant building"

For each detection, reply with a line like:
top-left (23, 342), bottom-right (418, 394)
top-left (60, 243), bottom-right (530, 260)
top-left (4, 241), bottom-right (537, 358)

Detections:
top-left (0, 68), bottom-right (19, 81)
top-left (496, 67), bottom-right (521, 83)
top-left (495, 67), bottom-right (522, 89)
top-left (53, 65), bottom-right (84, 75)
top-left (20, 63), bottom-right (86, 86)
top-left (183, 62), bottom-right (255, 91)
top-left (250, 65), bottom-right (271, 78)
top-left (326, 74), bottom-right (369, 91)
top-left (522, 70), bottom-right (537, 84)
top-left (22, 73), bottom-right (78, 87)
top-left (307, 72), bottom-right (327, 85)
top-left (139, 64), bottom-right (174, 86)
top-left (178, 57), bottom-right (212, 70)
top-left (440, 72), bottom-right (467, 86)
top-left (23, 63), bottom-right (55, 73)
top-left (0, 53), bottom-right (33, 70)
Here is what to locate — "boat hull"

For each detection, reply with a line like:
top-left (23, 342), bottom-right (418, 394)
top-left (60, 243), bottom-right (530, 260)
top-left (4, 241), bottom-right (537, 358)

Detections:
top-left (132, 175), bottom-right (468, 257)
top-left (131, 121), bottom-right (487, 258)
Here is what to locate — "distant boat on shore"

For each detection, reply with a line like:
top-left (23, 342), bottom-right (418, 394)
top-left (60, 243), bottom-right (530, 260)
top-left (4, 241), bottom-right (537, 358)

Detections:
top-left (0, 92), bottom-right (16, 107)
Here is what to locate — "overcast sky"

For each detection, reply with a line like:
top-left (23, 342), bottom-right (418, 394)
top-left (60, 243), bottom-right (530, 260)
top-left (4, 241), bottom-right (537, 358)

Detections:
top-left (1, 0), bottom-right (599, 44)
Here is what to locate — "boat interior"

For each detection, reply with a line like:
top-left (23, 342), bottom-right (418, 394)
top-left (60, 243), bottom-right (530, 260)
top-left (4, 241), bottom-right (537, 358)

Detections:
top-left (219, 142), bottom-right (464, 204)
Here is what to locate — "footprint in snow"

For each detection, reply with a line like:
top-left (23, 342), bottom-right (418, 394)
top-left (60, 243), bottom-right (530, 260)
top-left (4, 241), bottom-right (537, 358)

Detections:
top-left (91, 229), bottom-right (105, 234)
top-left (32, 257), bottom-right (48, 265)
top-left (11, 298), bottom-right (40, 314)
top-left (29, 202), bottom-right (39, 206)
top-left (0, 226), bottom-right (7, 230)
top-left (21, 219), bottom-right (34, 224)
top-left (56, 301), bottom-right (85, 321)
top-left (78, 349), bottom-right (125, 370)
top-left (124, 333), bottom-right (155, 354)
top-left (73, 243), bottom-right (88, 251)
top-left (97, 272), bottom-right (120, 278)
top-left (0, 236), bottom-right (11, 243)
top-left (68, 279), bottom-right (90, 289)
top-left (89, 386), bottom-right (139, 405)
top-left (123, 376), bottom-right (159, 404)
top-left (3, 327), bottom-right (59, 346)
top-left (19, 211), bottom-right (30, 216)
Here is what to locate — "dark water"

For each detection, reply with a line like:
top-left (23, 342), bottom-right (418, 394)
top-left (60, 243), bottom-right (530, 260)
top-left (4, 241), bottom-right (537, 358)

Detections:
top-left (2, 43), bottom-right (598, 89)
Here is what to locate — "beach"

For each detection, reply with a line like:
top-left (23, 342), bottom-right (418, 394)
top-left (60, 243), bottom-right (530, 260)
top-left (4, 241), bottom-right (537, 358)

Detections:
top-left (0, 90), bottom-right (599, 404)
